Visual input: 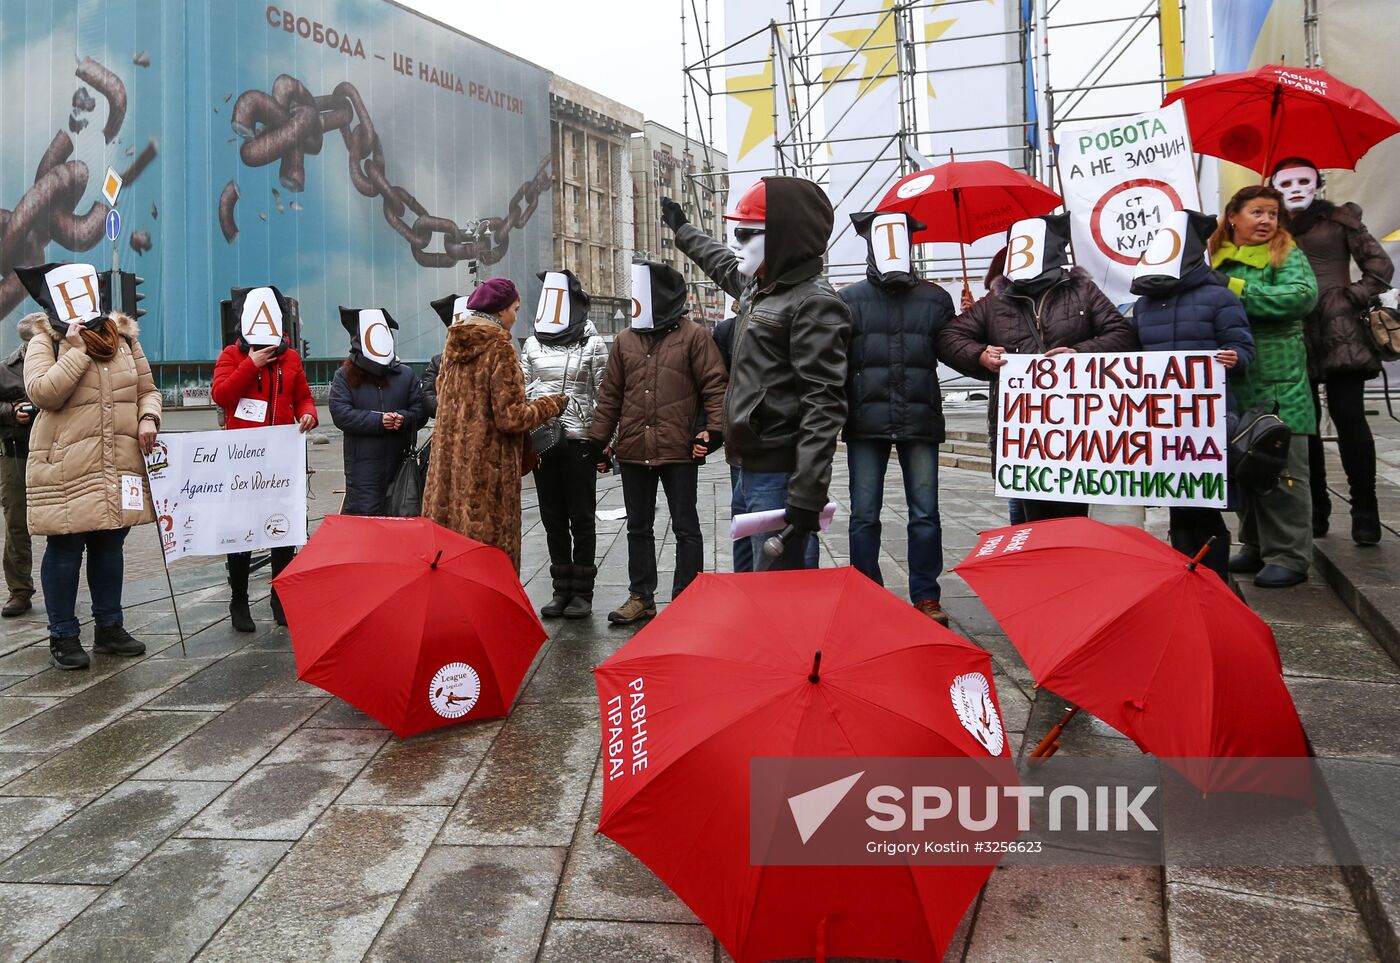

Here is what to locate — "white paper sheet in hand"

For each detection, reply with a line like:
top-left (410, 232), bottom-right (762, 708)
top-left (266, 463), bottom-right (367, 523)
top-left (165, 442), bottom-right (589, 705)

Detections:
top-left (729, 503), bottom-right (837, 541)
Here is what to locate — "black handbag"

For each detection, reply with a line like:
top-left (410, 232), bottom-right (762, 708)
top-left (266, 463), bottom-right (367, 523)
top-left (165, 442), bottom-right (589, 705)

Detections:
top-left (528, 344), bottom-right (588, 457)
top-left (1228, 406), bottom-right (1292, 495)
top-left (385, 441), bottom-right (423, 517)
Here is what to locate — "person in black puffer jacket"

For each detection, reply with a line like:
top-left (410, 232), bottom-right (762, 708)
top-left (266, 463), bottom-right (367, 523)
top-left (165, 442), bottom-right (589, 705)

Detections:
top-left (330, 309), bottom-right (428, 516)
top-left (1130, 210), bottom-right (1255, 581)
top-left (841, 211), bottom-right (958, 624)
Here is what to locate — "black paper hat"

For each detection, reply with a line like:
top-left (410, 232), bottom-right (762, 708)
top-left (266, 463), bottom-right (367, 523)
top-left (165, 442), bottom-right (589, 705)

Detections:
top-left (338, 306), bottom-right (400, 376)
top-left (430, 293), bottom-right (469, 328)
top-left (1130, 210), bottom-right (1218, 295)
top-left (15, 262), bottom-right (108, 330)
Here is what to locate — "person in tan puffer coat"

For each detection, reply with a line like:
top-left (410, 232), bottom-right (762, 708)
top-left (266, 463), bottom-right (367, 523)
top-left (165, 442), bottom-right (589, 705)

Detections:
top-left (22, 299), bottom-right (161, 671)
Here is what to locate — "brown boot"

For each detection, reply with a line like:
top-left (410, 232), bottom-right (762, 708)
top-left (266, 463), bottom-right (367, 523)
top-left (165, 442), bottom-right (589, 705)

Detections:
top-left (914, 599), bottom-right (949, 626)
top-left (608, 594), bottom-right (656, 625)
top-left (1, 595), bottom-right (32, 617)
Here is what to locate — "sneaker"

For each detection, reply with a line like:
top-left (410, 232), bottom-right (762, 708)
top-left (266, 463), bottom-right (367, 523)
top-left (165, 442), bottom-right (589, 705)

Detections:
top-left (93, 623), bottom-right (146, 657)
top-left (48, 635), bottom-right (89, 670)
top-left (608, 594), bottom-right (656, 625)
top-left (1, 595), bottom-right (32, 617)
top-left (914, 599), bottom-right (950, 626)
top-left (1254, 564), bottom-right (1307, 588)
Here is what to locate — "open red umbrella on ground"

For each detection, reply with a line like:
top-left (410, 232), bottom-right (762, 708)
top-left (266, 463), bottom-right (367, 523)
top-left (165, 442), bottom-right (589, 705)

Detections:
top-left (595, 567), bottom-right (1011, 963)
top-left (953, 518), bottom-right (1309, 796)
top-left (275, 515), bottom-right (546, 738)
top-left (877, 156), bottom-right (1062, 300)
top-left (1162, 64), bottom-right (1400, 175)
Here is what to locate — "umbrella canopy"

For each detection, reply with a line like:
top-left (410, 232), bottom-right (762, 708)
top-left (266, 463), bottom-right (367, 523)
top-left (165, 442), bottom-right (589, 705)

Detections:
top-left (595, 567), bottom-right (1009, 963)
top-left (953, 518), bottom-right (1309, 795)
top-left (275, 515), bottom-right (546, 737)
top-left (1162, 64), bottom-right (1400, 174)
top-left (877, 159), bottom-right (1062, 245)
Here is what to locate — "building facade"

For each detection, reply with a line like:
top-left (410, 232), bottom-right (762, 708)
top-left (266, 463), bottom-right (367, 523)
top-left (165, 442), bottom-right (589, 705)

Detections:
top-left (549, 76), bottom-right (642, 333)
top-left (631, 122), bottom-right (728, 325)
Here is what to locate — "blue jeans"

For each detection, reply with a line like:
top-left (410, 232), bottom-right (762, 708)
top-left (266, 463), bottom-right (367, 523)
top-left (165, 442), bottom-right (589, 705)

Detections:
top-left (731, 468), bottom-right (819, 571)
top-left (41, 527), bottom-right (129, 639)
top-left (847, 440), bottom-right (943, 602)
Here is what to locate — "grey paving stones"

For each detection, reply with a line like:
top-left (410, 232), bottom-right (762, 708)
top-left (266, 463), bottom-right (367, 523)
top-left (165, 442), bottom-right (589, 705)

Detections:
top-left (262, 726), bottom-right (389, 762)
top-left (1286, 678), bottom-right (1400, 757)
top-left (367, 846), bottom-right (564, 963)
top-left (0, 752), bottom-right (47, 789)
top-left (537, 920), bottom-right (715, 963)
top-left (193, 805), bottom-right (446, 963)
top-left (2, 710), bottom-right (214, 800)
top-left (0, 696), bottom-right (61, 732)
top-left (180, 758), bottom-right (366, 840)
top-left (518, 633), bottom-right (625, 705)
top-left (440, 701), bottom-right (599, 847)
top-left (1270, 621), bottom-right (1400, 684)
top-left (0, 883), bottom-right (103, 963)
top-left (0, 780), bottom-right (224, 884)
top-left (135, 698), bottom-right (323, 782)
top-left (1165, 882), bottom-right (1376, 963)
top-left (965, 862), bottom-right (1166, 962)
top-left (143, 651), bottom-right (304, 711)
top-left (25, 839), bottom-right (289, 963)
top-left (339, 721), bottom-right (500, 807)
top-left (301, 696), bottom-right (387, 729)
top-left (0, 798), bottom-right (79, 862)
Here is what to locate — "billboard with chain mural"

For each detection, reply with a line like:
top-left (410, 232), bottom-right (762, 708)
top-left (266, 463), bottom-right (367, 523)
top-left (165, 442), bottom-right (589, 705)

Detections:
top-left (0, 0), bottom-right (553, 365)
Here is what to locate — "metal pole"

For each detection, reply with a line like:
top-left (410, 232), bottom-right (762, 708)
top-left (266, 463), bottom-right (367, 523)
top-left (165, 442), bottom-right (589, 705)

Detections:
top-left (142, 462), bottom-right (187, 657)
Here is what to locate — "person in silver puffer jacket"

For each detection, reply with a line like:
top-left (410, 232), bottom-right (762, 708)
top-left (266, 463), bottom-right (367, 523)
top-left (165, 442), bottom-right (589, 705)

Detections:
top-left (520, 270), bottom-right (609, 619)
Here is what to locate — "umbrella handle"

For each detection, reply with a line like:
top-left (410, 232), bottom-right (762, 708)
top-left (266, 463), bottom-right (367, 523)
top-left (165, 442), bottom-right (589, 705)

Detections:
top-left (1029, 705), bottom-right (1079, 761)
top-left (1185, 535), bottom-right (1216, 571)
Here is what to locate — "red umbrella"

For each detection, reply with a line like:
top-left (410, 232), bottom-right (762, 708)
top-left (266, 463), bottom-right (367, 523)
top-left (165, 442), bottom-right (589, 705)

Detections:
top-left (1162, 64), bottom-right (1400, 175)
top-left (953, 518), bottom-right (1309, 796)
top-left (275, 515), bottom-right (546, 738)
top-left (878, 156), bottom-right (1062, 300)
top-left (595, 567), bottom-right (1010, 963)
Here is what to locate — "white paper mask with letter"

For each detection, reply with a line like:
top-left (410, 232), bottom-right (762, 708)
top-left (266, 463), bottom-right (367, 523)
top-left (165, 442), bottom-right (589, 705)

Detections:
top-left (867, 212), bottom-right (912, 275)
top-left (240, 287), bottom-right (285, 346)
top-left (629, 261), bottom-right (654, 331)
top-left (1004, 213), bottom-right (1073, 283)
top-left (43, 263), bottom-right (103, 325)
top-left (534, 271), bottom-right (571, 336)
top-left (358, 309), bottom-right (396, 365)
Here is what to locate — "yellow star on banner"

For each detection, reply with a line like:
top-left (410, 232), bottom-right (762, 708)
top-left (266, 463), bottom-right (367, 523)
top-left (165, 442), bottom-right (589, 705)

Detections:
top-left (824, 0), bottom-right (900, 99)
top-left (727, 55), bottom-right (776, 162)
top-left (1383, 227), bottom-right (1400, 242)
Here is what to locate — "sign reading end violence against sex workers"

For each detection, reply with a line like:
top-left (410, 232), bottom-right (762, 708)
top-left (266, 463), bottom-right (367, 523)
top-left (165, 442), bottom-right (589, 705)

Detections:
top-left (144, 425), bottom-right (307, 560)
top-left (995, 352), bottom-right (1228, 509)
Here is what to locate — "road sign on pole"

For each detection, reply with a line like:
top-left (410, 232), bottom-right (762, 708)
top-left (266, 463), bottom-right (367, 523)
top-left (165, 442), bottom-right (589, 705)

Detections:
top-left (105, 209), bottom-right (122, 242)
top-left (101, 168), bottom-right (123, 207)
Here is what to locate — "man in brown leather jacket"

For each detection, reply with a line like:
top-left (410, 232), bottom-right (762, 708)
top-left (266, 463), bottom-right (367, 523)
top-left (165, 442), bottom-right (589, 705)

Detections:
top-left (0, 316), bottom-right (35, 616)
top-left (663, 176), bottom-right (850, 570)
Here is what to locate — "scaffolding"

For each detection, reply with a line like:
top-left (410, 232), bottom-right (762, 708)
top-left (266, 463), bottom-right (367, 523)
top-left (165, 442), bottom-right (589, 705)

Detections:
top-left (677, 0), bottom-right (1186, 290)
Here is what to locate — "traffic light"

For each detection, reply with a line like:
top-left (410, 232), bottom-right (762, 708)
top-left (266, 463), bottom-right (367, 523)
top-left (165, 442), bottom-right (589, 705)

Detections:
top-left (118, 271), bottom-right (146, 319)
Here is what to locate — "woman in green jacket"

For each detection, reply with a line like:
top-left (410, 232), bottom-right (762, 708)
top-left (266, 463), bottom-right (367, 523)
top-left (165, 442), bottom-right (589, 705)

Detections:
top-left (1209, 185), bottom-right (1320, 588)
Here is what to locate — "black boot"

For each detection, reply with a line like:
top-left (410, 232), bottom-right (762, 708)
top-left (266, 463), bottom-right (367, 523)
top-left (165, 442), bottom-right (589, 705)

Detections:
top-left (563, 564), bottom-right (596, 619)
top-left (227, 553), bottom-right (256, 632)
top-left (48, 635), bottom-right (89, 670)
top-left (540, 563), bottom-right (572, 619)
top-left (1313, 502), bottom-right (1331, 538)
top-left (270, 590), bottom-right (287, 627)
top-left (93, 623), bottom-right (146, 657)
top-left (1352, 495), bottom-right (1382, 546)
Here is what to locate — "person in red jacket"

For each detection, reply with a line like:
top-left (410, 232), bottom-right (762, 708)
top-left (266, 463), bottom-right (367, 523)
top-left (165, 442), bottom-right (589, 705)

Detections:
top-left (211, 286), bottom-right (317, 631)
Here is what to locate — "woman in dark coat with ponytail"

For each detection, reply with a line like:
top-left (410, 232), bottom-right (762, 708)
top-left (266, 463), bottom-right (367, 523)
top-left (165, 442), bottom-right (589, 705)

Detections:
top-left (329, 307), bottom-right (427, 515)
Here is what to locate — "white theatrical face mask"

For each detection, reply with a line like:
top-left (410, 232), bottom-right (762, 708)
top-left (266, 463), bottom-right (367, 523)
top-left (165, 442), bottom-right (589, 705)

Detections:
top-left (1273, 166), bottom-right (1318, 212)
top-left (629, 263), bottom-right (654, 330)
top-left (241, 287), bottom-right (284, 346)
top-left (358, 309), bottom-right (395, 364)
top-left (534, 272), bottom-right (571, 335)
top-left (44, 263), bottom-right (102, 325)
top-left (867, 213), bottom-right (912, 274)
top-left (728, 221), bottom-right (766, 277)
top-left (1004, 218), bottom-right (1049, 282)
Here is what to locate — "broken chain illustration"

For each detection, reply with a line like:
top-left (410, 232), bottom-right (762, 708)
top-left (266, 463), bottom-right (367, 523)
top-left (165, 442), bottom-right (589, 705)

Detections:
top-left (223, 75), bottom-right (552, 268)
top-left (0, 57), bottom-right (159, 318)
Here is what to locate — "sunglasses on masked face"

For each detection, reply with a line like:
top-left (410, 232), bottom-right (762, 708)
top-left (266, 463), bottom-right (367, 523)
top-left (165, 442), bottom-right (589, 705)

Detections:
top-left (732, 227), bottom-right (765, 243)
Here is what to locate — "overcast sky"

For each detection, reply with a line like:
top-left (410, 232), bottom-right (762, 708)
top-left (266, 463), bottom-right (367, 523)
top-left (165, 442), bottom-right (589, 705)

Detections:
top-left (404, 1), bottom-right (691, 132)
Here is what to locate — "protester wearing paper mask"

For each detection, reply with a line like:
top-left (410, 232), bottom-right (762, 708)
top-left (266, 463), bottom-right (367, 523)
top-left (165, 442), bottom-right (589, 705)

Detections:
top-left (422, 292), bottom-right (471, 418)
top-left (15, 262), bottom-right (162, 670)
top-left (586, 259), bottom-right (726, 624)
top-left (210, 285), bottom-right (317, 630)
top-left (330, 306), bottom-right (427, 517)
top-left (1270, 157), bottom-right (1395, 545)
top-left (519, 270), bottom-right (609, 619)
top-left (421, 278), bottom-right (566, 571)
top-left (1130, 210), bottom-right (1255, 581)
top-left (661, 177), bottom-right (850, 571)
top-left (942, 213), bottom-right (1137, 521)
top-left (841, 210), bottom-right (960, 624)
top-left (1209, 185), bottom-right (1319, 587)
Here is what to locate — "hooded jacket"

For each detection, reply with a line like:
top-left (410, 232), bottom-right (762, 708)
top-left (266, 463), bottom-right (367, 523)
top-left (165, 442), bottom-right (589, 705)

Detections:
top-left (329, 360), bottom-right (426, 516)
top-left (22, 311), bottom-right (161, 536)
top-left (211, 343), bottom-right (318, 431)
top-left (1289, 200), bottom-right (1395, 377)
top-left (0, 345), bottom-right (31, 456)
top-left (520, 321), bottom-right (608, 439)
top-left (421, 320), bottom-right (564, 569)
top-left (840, 266), bottom-right (958, 443)
top-left (673, 176), bottom-right (850, 511)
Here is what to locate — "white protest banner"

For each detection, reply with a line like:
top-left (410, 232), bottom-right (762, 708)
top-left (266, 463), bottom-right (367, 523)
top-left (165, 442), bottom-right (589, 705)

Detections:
top-left (994, 352), bottom-right (1227, 508)
top-left (1058, 103), bottom-right (1201, 304)
top-left (144, 425), bottom-right (308, 560)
